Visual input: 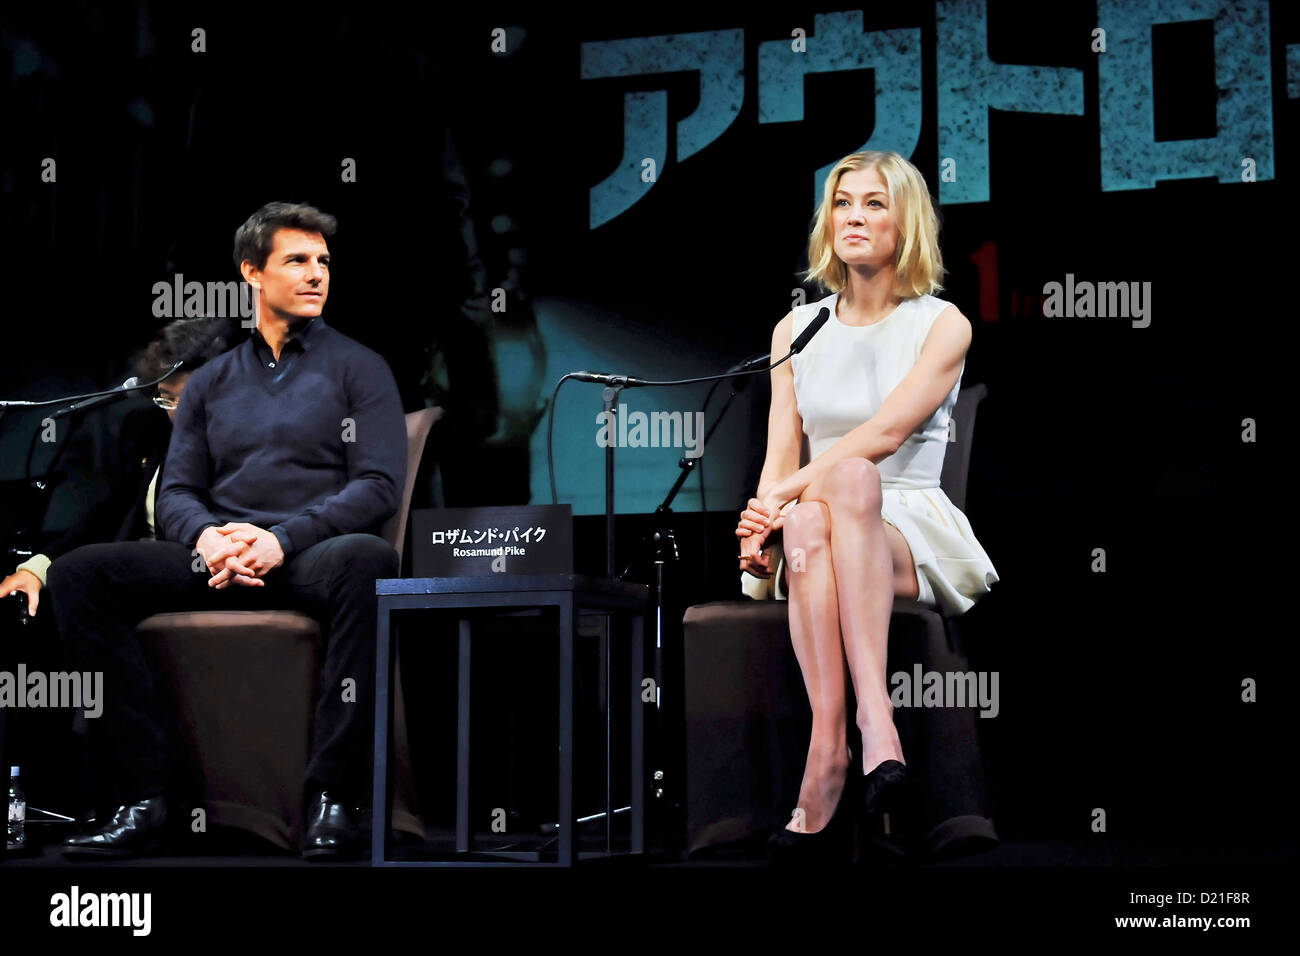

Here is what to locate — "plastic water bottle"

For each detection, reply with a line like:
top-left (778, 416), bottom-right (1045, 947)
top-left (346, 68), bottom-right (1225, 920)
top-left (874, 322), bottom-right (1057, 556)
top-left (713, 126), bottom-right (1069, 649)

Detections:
top-left (7, 766), bottom-right (25, 847)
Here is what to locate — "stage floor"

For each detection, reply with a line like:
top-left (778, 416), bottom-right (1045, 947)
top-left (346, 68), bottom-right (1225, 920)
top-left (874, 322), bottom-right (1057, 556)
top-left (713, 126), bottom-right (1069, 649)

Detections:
top-left (4, 836), bottom-right (1291, 868)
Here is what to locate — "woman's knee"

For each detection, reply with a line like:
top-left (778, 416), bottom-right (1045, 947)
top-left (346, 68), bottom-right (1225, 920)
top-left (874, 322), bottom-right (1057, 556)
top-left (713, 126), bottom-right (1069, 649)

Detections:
top-left (783, 501), bottom-right (831, 552)
top-left (822, 457), bottom-right (883, 515)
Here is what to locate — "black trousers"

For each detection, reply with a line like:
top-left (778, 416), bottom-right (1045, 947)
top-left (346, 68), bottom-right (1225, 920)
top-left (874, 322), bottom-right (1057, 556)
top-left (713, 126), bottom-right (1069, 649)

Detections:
top-left (46, 534), bottom-right (397, 811)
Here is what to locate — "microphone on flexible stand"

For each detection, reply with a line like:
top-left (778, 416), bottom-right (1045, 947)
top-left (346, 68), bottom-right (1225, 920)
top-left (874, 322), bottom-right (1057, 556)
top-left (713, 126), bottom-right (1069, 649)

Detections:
top-left (551, 305), bottom-right (832, 550)
top-left (0, 361), bottom-right (190, 608)
top-left (564, 306), bottom-right (830, 397)
top-left (50, 362), bottom-right (186, 419)
top-left (658, 303), bottom-right (831, 516)
top-left (47, 376), bottom-right (141, 420)
top-left (0, 361), bottom-right (185, 416)
top-left (712, 310), bottom-right (824, 396)
top-left (5, 360), bottom-right (189, 526)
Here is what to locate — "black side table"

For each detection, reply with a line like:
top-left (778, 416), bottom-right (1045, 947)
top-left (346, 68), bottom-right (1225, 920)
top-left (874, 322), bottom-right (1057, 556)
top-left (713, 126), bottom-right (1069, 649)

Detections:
top-left (371, 574), bottom-right (649, 866)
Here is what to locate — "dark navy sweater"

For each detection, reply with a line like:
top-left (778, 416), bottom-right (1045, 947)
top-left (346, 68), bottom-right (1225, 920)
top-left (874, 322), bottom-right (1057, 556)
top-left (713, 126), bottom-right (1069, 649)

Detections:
top-left (156, 317), bottom-right (407, 557)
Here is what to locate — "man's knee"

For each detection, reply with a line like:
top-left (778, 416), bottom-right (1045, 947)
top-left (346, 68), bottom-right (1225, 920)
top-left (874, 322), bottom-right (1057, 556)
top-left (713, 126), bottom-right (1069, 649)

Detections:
top-left (331, 534), bottom-right (399, 580)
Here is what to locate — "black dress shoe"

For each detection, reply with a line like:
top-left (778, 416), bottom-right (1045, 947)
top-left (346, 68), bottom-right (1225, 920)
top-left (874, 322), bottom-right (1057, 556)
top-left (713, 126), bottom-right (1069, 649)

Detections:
top-left (766, 773), bottom-right (857, 865)
top-left (302, 791), bottom-right (362, 861)
top-left (61, 797), bottom-right (168, 859)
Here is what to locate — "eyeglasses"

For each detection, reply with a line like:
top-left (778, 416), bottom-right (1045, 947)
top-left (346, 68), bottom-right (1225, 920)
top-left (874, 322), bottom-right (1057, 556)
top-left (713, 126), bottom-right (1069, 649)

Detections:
top-left (152, 393), bottom-right (179, 410)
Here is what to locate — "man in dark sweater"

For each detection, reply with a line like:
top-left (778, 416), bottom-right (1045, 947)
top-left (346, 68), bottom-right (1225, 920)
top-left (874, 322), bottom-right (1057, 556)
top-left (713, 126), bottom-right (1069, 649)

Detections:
top-left (47, 202), bottom-right (406, 860)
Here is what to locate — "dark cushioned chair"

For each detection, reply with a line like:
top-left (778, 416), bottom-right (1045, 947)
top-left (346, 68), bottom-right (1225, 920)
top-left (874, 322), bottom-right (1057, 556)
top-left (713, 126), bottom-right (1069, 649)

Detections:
top-left (136, 407), bottom-right (439, 850)
top-left (682, 384), bottom-right (999, 858)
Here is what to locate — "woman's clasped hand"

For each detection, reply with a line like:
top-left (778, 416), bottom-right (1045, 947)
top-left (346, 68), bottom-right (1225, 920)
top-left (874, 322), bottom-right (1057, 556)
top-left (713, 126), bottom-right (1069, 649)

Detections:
top-left (736, 494), bottom-right (792, 577)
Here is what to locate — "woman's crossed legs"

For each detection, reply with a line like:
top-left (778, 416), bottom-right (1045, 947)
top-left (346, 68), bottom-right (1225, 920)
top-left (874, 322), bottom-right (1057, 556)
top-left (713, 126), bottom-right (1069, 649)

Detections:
top-left (781, 457), bottom-right (918, 832)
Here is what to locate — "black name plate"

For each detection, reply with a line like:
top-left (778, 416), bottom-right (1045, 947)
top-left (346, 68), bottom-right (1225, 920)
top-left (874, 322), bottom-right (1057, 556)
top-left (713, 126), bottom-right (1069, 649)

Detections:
top-left (411, 504), bottom-right (573, 577)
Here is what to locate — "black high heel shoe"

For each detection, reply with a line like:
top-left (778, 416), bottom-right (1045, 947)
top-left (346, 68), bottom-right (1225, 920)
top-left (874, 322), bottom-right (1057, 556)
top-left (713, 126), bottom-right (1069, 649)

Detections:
top-left (857, 760), bottom-right (911, 860)
top-left (862, 759), bottom-right (908, 816)
top-left (767, 772), bottom-right (857, 865)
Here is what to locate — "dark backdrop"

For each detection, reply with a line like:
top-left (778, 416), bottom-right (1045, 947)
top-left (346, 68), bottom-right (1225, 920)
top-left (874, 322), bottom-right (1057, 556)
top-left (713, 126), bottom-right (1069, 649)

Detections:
top-left (0, 0), bottom-right (1292, 858)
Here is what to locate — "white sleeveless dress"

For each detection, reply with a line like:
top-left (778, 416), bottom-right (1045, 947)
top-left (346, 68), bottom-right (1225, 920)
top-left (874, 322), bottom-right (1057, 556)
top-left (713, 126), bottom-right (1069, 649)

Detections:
top-left (741, 291), bottom-right (1000, 617)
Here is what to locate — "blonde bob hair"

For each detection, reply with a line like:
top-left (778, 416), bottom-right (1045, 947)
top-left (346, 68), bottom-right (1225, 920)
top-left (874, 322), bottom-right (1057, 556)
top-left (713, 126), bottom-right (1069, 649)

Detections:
top-left (804, 151), bottom-right (945, 298)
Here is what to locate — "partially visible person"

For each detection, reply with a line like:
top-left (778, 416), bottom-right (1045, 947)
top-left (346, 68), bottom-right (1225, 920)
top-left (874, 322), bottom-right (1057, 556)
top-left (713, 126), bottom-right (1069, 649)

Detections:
top-left (0, 316), bottom-right (233, 617)
top-left (0, 316), bottom-right (231, 826)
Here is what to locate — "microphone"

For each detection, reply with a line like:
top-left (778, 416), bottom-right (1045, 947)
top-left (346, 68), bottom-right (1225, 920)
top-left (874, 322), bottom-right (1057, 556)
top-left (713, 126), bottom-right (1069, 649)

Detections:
top-left (3, 360), bottom-right (199, 416)
top-left (562, 306), bottom-right (831, 392)
top-left (789, 306), bottom-right (830, 354)
top-left (48, 376), bottom-right (141, 420)
top-left (548, 303), bottom-right (833, 509)
top-left (17, 361), bottom-right (186, 419)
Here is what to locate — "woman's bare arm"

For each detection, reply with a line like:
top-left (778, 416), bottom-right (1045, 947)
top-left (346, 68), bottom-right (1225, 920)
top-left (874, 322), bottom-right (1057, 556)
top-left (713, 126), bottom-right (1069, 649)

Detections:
top-left (756, 312), bottom-right (803, 500)
top-left (737, 313), bottom-right (803, 575)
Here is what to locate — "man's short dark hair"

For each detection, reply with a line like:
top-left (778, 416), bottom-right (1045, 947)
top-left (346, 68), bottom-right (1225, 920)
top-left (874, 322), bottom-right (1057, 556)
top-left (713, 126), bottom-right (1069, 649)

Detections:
top-left (232, 201), bottom-right (337, 272)
top-left (137, 316), bottom-right (232, 382)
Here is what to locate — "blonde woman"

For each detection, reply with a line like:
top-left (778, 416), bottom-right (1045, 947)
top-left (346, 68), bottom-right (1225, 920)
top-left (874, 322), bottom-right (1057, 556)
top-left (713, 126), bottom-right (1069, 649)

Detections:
top-left (736, 151), bottom-right (999, 860)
